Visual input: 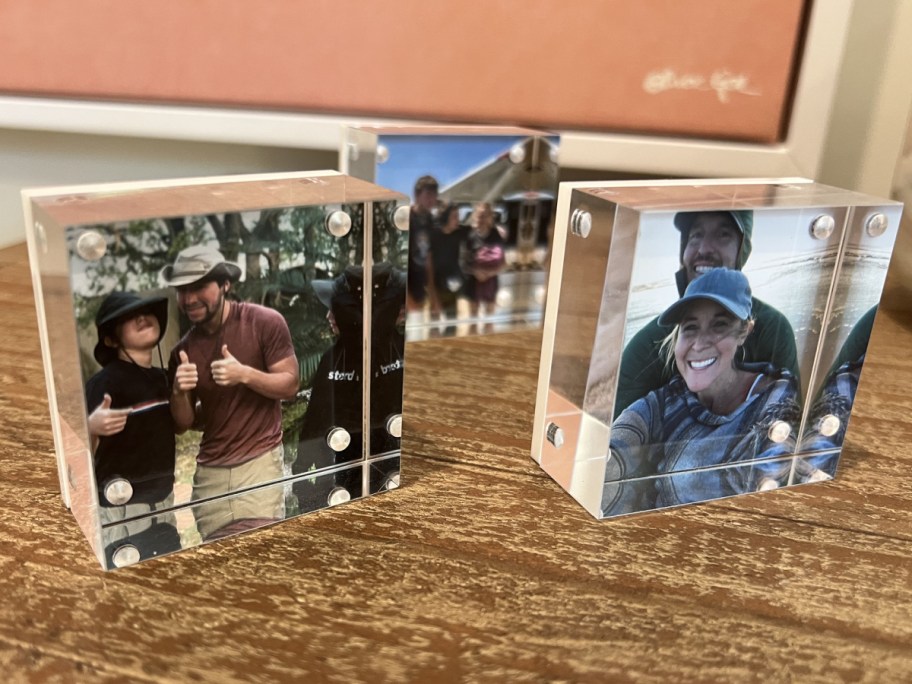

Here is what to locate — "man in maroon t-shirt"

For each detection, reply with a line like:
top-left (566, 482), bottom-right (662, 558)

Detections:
top-left (162, 245), bottom-right (299, 539)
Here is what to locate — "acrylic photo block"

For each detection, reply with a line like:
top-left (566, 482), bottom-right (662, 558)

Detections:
top-left (341, 126), bottom-right (559, 339)
top-left (23, 171), bottom-right (409, 568)
top-left (532, 178), bottom-right (902, 519)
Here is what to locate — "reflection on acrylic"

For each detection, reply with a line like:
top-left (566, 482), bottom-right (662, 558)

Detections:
top-left (346, 129), bottom-right (559, 338)
top-left (602, 456), bottom-right (799, 517)
top-left (104, 461), bottom-right (371, 568)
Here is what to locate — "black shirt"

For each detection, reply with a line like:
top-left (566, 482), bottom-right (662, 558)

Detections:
top-left (430, 224), bottom-right (470, 292)
top-left (85, 360), bottom-right (175, 505)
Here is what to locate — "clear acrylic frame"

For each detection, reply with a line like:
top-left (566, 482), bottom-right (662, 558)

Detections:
top-left (24, 171), bottom-right (409, 569)
top-left (341, 126), bottom-right (559, 339)
top-left (532, 178), bottom-right (902, 519)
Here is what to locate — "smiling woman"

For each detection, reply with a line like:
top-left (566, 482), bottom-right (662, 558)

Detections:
top-left (603, 269), bottom-right (805, 517)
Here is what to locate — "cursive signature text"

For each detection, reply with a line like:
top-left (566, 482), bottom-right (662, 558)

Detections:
top-left (643, 68), bottom-right (761, 103)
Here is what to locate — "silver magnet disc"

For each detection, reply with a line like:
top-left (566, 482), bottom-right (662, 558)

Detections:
top-left (546, 422), bottom-right (565, 449)
top-left (376, 144), bottom-right (390, 164)
top-left (393, 205), bottom-right (410, 231)
top-left (570, 209), bottom-right (592, 239)
top-left (76, 230), bottom-right (107, 261)
top-left (383, 471), bottom-right (400, 491)
top-left (111, 544), bottom-right (141, 568)
top-left (809, 215), bottom-right (835, 240)
top-left (327, 427), bottom-right (352, 452)
top-left (806, 469), bottom-right (832, 483)
top-left (104, 477), bottom-right (134, 506)
top-left (865, 212), bottom-right (889, 237)
top-left (758, 479), bottom-right (780, 491)
top-left (818, 414), bottom-right (841, 437)
top-left (509, 143), bottom-right (526, 164)
top-left (325, 210), bottom-right (352, 237)
top-left (386, 414), bottom-right (402, 438)
top-left (768, 421), bottom-right (792, 443)
top-left (327, 486), bottom-right (351, 506)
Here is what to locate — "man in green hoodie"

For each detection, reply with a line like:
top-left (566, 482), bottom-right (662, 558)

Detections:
top-left (613, 210), bottom-right (799, 419)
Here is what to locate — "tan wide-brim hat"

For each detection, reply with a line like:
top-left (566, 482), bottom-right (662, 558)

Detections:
top-left (160, 245), bottom-right (242, 288)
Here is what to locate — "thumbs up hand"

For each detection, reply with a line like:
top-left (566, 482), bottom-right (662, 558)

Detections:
top-left (174, 349), bottom-right (198, 394)
top-left (87, 393), bottom-right (130, 437)
top-left (210, 344), bottom-right (247, 387)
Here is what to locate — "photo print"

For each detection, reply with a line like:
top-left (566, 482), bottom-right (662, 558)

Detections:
top-left (533, 180), bottom-right (901, 520)
top-left (26, 173), bottom-right (408, 568)
top-left (344, 127), bottom-right (559, 338)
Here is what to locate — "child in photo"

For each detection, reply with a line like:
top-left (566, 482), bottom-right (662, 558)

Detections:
top-left (85, 291), bottom-right (176, 533)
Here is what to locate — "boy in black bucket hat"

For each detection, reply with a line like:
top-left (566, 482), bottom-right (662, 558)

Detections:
top-left (85, 291), bottom-right (177, 530)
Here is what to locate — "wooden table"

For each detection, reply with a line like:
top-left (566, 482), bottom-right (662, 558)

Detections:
top-left (1, 241), bottom-right (910, 682)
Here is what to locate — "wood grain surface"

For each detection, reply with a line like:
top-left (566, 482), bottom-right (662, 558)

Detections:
top-left (0, 242), bottom-right (910, 682)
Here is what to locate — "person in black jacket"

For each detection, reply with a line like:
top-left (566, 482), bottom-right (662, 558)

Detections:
top-left (85, 291), bottom-right (180, 556)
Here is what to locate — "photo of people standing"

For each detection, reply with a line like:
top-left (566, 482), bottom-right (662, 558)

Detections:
top-left (163, 245), bottom-right (298, 540)
top-left (372, 133), bottom-right (559, 338)
top-left (68, 199), bottom-right (404, 549)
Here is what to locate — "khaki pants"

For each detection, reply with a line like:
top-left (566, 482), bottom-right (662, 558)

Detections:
top-left (191, 444), bottom-right (286, 540)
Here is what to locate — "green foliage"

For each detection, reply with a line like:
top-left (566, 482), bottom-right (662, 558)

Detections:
top-left (72, 202), bottom-right (410, 481)
top-left (72, 205), bottom-right (360, 372)
top-left (71, 216), bottom-right (213, 328)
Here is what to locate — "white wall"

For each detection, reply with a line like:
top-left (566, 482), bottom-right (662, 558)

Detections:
top-left (817, 0), bottom-right (912, 195)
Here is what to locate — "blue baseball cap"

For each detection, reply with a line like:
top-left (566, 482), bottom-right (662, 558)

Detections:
top-left (658, 268), bottom-right (752, 326)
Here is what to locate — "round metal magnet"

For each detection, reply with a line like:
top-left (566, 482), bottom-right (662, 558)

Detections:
top-left (325, 210), bottom-right (352, 237)
top-left (327, 427), bottom-right (352, 452)
top-left (76, 230), bottom-right (107, 261)
top-left (809, 215), bottom-right (835, 240)
top-left (818, 414), bottom-right (841, 437)
top-left (383, 471), bottom-right (401, 491)
top-left (111, 544), bottom-right (141, 568)
top-left (768, 421), bottom-right (792, 443)
top-left (386, 414), bottom-right (402, 439)
top-left (865, 212), bottom-right (888, 237)
top-left (570, 209), bottom-right (592, 239)
top-left (327, 486), bottom-right (351, 506)
top-left (393, 205), bottom-right (410, 231)
top-left (104, 478), bottom-right (134, 506)
top-left (546, 422), bottom-right (565, 449)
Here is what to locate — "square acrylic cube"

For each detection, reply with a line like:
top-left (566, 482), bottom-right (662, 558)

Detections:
top-left (24, 171), bottom-right (409, 568)
top-left (532, 178), bottom-right (902, 518)
top-left (341, 125), bottom-right (559, 338)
